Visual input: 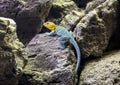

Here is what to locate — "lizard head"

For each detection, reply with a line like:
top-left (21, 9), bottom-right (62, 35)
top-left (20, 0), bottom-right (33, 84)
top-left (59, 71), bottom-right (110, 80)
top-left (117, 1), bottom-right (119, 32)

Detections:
top-left (43, 21), bottom-right (57, 31)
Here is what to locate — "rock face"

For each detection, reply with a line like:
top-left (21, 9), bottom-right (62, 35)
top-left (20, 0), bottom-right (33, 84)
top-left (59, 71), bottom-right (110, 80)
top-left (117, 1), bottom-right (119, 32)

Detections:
top-left (60, 10), bottom-right (84, 31)
top-left (21, 33), bottom-right (75, 85)
top-left (51, 0), bottom-right (119, 57)
top-left (74, 0), bottom-right (118, 57)
top-left (0, 17), bottom-right (27, 85)
top-left (0, 0), bottom-right (52, 44)
top-left (80, 50), bottom-right (120, 85)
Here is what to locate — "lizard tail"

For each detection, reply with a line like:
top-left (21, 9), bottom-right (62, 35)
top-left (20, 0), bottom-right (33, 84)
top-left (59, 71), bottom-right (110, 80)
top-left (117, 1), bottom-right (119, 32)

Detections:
top-left (70, 38), bottom-right (81, 75)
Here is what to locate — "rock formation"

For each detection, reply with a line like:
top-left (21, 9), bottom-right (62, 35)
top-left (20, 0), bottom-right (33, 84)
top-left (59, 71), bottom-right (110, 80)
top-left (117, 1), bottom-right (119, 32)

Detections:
top-left (74, 0), bottom-right (118, 57)
top-left (0, 0), bottom-right (52, 44)
top-left (0, 17), bottom-right (27, 85)
top-left (20, 33), bottom-right (75, 85)
top-left (0, 0), bottom-right (120, 85)
top-left (20, 0), bottom-right (119, 85)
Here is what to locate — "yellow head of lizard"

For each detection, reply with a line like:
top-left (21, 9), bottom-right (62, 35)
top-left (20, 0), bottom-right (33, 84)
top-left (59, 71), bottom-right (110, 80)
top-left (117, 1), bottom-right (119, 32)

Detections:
top-left (43, 21), bottom-right (57, 31)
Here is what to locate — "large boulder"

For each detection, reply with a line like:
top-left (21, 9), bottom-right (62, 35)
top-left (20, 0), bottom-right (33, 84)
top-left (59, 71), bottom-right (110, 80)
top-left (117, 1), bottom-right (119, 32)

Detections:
top-left (0, 17), bottom-right (27, 85)
top-left (74, 0), bottom-right (118, 57)
top-left (0, 0), bottom-right (52, 44)
top-left (80, 50), bottom-right (120, 85)
top-left (21, 33), bottom-right (75, 85)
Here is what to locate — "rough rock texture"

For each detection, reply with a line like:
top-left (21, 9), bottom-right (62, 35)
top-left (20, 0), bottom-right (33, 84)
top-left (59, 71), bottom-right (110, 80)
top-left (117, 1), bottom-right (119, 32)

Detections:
top-left (21, 33), bottom-right (75, 85)
top-left (0, 0), bottom-right (52, 44)
top-left (74, 0), bottom-right (118, 57)
top-left (0, 17), bottom-right (27, 85)
top-left (80, 50), bottom-right (120, 85)
top-left (60, 10), bottom-right (84, 31)
top-left (46, 0), bottom-right (79, 24)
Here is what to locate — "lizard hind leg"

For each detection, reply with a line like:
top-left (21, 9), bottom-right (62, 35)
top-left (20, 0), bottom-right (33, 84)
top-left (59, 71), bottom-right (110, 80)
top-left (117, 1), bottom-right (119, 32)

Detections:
top-left (59, 41), bottom-right (65, 49)
top-left (58, 36), bottom-right (69, 50)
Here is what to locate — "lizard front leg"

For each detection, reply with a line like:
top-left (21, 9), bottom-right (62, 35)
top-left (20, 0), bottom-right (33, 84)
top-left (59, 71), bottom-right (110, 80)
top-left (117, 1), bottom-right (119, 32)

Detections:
top-left (46, 30), bottom-right (55, 36)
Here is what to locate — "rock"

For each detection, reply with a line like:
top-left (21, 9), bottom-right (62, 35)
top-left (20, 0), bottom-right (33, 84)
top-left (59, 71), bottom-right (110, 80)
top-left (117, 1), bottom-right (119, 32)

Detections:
top-left (80, 50), bottom-right (120, 85)
top-left (22, 33), bottom-right (75, 85)
top-left (0, 0), bottom-right (52, 44)
top-left (0, 17), bottom-right (27, 85)
top-left (46, 0), bottom-right (79, 24)
top-left (60, 10), bottom-right (85, 30)
top-left (74, 0), bottom-right (118, 57)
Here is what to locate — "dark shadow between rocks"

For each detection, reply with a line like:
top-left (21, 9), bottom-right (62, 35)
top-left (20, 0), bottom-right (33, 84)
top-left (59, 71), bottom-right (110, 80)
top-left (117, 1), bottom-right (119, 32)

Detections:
top-left (15, 17), bottom-right (42, 45)
top-left (105, 4), bottom-right (120, 51)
